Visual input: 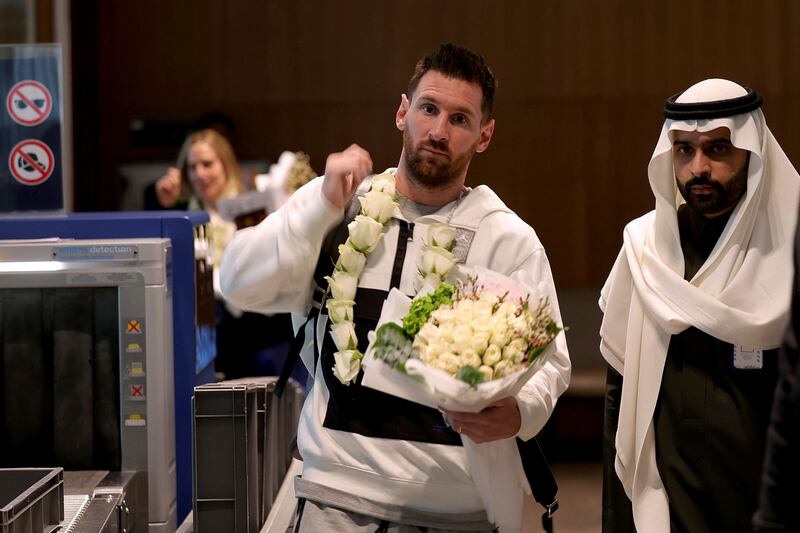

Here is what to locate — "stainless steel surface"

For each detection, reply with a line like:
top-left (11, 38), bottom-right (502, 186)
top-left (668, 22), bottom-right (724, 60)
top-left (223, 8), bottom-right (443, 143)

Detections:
top-left (58, 495), bottom-right (91, 532)
top-left (61, 470), bottom-right (145, 533)
top-left (73, 493), bottom-right (121, 533)
top-left (64, 471), bottom-right (111, 496)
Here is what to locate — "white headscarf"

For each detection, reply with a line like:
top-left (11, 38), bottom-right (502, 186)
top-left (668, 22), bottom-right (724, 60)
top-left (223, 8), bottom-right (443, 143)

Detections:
top-left (599, 79), bottom-right (800, 531)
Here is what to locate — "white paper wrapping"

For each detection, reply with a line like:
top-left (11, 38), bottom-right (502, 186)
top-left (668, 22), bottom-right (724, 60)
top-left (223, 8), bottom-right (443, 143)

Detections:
top-left (360, 267), bottom-right (559, 532)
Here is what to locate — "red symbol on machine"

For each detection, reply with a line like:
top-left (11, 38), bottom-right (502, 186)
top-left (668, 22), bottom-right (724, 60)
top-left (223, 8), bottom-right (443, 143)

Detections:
top-left (126, 320), bottom-right (142, 334)
top-left (8, 139), bottom-right (54, 185)
top-left (130, 384), bottom-right (144, 399)
top-left (6, 80), bottom-right (52, 126)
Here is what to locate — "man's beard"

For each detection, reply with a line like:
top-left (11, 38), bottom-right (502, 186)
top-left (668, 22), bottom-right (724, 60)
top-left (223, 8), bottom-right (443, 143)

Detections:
top-left (678, 164), bottom-right (748, 216)
top-left (403, 131), bottom-right (471, 189)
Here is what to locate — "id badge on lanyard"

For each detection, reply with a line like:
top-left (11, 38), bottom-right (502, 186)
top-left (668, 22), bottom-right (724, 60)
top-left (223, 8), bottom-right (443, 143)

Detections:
top-left (733, 345), bottom-right (764, 369)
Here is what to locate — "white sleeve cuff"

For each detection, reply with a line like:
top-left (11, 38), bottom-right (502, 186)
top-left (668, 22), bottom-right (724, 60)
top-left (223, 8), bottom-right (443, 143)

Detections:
top-left (515, 390), bottom-right (546, 441)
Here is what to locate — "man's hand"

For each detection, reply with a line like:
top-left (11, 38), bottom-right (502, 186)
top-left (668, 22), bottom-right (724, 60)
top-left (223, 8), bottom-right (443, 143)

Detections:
top-left (155, 167), bottom-right (183, 208)
top-left (321, 144), bottom-right (373, 209)
top-left (441, 397), bottom-right (521, 444)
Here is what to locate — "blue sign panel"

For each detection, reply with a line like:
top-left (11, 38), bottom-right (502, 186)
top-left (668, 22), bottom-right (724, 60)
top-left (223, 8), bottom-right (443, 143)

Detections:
top-left (0, 46), bottom-right (63, 212)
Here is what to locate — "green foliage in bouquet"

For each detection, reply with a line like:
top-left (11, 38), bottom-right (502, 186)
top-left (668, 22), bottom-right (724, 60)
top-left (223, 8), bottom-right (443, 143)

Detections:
top-left (372, 322), bottom-right (416, 371)
top-left (402, 283), bottom-right (455, 337)
top-left (456, 365), bottom-right (488, 388)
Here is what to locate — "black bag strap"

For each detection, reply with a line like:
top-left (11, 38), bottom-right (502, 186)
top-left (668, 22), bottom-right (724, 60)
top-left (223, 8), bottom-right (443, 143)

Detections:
top-left (274, 197), bottom-right (361, 397)
top-left (516, 436), bottom-right (559, 532)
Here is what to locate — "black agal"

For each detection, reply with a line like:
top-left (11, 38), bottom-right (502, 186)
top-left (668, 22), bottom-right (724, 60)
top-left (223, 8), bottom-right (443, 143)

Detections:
top-left (663, 87), bottom-right (762, 120)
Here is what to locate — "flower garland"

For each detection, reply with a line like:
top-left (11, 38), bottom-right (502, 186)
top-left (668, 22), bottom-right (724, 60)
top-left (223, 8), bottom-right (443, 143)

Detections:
top-left (416, 222), bottom-right (457, 291)
top-left (325, 172), bottom-right (459, 385)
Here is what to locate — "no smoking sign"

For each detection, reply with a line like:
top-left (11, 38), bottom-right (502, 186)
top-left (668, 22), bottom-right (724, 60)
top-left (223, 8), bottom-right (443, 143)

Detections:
top-left (6, 80), bottom-right (52, 126)
top-left (8, 139), bottom-right (54, 185)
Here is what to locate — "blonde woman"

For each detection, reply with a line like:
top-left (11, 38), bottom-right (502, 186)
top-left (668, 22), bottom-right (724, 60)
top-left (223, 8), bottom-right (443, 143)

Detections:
top-left (151, 128), bottom-right (296, 380)
top-left (155, 128), bottom-right (243, 264)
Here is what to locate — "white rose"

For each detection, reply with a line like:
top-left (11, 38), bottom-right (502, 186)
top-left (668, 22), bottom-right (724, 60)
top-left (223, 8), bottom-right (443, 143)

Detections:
top-left (431, 308), bottom-right (456, 326)
top-left (478, 365), bottom-right (495, 381)
top-left (330, 321), bottom-right (357, 351)
top-left (438, 322), bottom-right (456, 344)
top-left (478, 292), bottom-right (499, 308)
top-left (490, 321), bottom-right (512, 347)
top-left (418, 346), bottom-right (435, 365)
top-left (509, 313), bottom-right (529, 335)
top-left (428, 358), bottom-right (446, 372)
top-left (419, 245), bottom-right (456, 276)
top-left (332, 350), bottom-right (362, 385)
top-left (336, 244), bottom-right (367, 276)
top-left (471, 330), bottom-right (491, 354)
top-left (502, 337), bottom-right (528, 364)
top-left (326, 299), bottom-right (355, 323)
top-left (427, 222), bottom-right (457, 250)
top-left (497, 301), bottom-right (516, 320)
top-left (324, 270), bottom-right (358, 301)
top-left (461, 349), bottom-right (481, 369)
top-left (370, 173), bottom-right (396, 196)
top-left (440, 352), bottom-right (460, 374)
top-left (473, 299), bottom-right (494, 321)
top-left (454, 298), bottom-right (474, 317)
top-left (493, 359), bottom-right (512, 378)
top-left (347, 215), bottom-right (385, 253)
top-left (483, 344), bottom-right (502, 367)
top-left (419, 271), bottom-right (445, 290)
top-left (451, 324), bottom-right (473, 354)
top-left (359, 189), bottom-right (396, 224)
top-left (416, 322), bottom-right (439, 344)
top-left (508, 337), bottom-right (529, 354)
top-left (422, 340), bottom-right (447, 363)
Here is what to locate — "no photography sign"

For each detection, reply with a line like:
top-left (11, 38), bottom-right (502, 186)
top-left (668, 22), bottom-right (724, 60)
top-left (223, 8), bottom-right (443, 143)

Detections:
top-left (6, 80), bottom-right (52, 126)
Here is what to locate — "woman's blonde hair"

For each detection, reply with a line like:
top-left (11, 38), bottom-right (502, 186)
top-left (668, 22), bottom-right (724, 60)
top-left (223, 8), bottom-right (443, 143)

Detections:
top-left (177, 128), bottom-right (243, 205)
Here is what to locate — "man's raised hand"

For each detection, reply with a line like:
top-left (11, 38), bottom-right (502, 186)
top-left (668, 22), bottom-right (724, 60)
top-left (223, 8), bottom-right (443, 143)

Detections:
top-left (322, 144), bottom-right (373, 209)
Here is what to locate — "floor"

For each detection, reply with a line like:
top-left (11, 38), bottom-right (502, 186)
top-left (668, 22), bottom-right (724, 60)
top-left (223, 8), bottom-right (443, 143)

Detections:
top-left (527, 382), bottom-right (605, 532)
top-left (526, 462), bottom-right (602, 533)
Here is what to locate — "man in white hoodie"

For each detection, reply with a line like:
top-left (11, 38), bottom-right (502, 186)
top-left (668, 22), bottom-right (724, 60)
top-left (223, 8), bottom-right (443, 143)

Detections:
top-left (220, 44), bottom-right (570, 532)
top-left (600, 79), bottom-right (800, 532)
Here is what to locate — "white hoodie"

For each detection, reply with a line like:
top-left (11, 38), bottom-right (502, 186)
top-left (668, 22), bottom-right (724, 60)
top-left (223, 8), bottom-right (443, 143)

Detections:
top-left (220, 170), bottom-right (571, 514)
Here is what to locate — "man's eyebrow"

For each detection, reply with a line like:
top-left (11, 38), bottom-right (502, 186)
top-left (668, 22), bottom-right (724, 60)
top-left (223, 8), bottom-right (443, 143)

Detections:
top-left (672, 137), bottom-right (732, 146)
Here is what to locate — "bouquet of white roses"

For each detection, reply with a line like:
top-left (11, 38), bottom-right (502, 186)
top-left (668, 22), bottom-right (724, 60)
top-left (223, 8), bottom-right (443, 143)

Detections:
top-left (361, 267), bottom-right (563, 412)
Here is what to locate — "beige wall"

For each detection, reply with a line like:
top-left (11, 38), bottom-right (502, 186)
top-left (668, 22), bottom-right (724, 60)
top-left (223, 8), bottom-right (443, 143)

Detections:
top-left (73, 0), bottom-right (800, 287)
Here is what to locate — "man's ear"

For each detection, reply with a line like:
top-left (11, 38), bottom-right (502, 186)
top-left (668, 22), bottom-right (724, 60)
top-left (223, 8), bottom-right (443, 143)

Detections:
top-left (396, 94), bottom-right (410, 130)
top-left (475, 118), bottom-right (495, 153)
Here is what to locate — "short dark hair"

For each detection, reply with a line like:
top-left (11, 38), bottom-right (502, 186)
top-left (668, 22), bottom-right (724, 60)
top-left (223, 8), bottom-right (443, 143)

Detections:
top-left (407, 43), bottom-right (497, 121)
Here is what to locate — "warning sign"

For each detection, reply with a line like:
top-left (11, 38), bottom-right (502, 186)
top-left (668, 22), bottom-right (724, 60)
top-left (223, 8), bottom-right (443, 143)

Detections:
top-left (6, 80), bottom-right (52, 126)
top-left (8, 139), bottom-right (54, 185)
top-left (126, 320), bottom-right (142, 334)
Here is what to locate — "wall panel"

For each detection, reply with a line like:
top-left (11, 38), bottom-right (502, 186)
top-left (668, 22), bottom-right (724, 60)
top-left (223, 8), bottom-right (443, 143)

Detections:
top-left (73, 0), bottom-right (800, 287)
